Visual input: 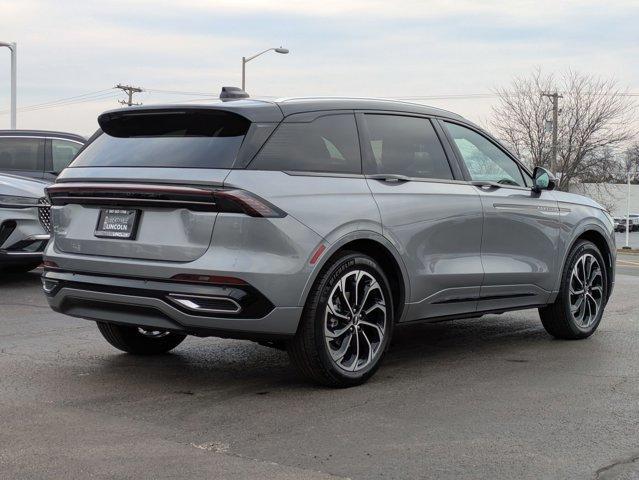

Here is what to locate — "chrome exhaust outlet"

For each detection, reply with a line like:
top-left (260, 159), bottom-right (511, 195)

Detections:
top-left (167, 294), bottom-right (242, 314)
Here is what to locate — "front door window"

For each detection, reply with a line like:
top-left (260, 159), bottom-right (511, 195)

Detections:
top-left (444, 122), bottom-right (526, 187)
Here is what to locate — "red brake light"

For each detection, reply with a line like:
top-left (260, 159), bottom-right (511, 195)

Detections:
top-left (213, 189), bottom-right (286, 218)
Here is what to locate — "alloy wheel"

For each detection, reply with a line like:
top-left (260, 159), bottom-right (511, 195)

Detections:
top-left (324, 270), bottom-right (387, 372)
top-left (569, 253), bottom-right (603, 328)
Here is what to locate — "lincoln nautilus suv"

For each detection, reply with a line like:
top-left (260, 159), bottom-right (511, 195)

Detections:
top-left (42, 96), bottom-right (615, 387)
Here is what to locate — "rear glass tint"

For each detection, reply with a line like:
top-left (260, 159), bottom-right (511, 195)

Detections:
top-left (71, 110), bottom-right (249, 169)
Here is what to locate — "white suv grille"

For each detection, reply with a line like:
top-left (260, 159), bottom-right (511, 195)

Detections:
top-left (38, 197), bottom-right (52, 233)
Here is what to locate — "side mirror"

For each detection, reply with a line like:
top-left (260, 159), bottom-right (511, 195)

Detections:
top-left (532, 166), bottom-right (556, 193)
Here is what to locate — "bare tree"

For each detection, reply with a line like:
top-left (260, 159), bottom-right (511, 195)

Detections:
top-left (491, 69), bottom-right (636, 191)
top-left (625, 142), bottom-right (639, 183)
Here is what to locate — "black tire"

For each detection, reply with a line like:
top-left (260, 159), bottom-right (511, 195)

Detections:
top-left (539, 240), bottom-right (608, 339)
top-left (96, 322), bottom-right (186, 355)
top-left (287, 251), bottom-right (394, 387)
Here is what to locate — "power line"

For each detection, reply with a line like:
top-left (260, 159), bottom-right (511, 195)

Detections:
top-left (0, 90), bottom-right (119, 115)
top-left (145, 88), bottom-right (213, 96)
top-left (0, 89), bottom-right (118, 114)
top-left (2, 88), bottom-right (638, 116)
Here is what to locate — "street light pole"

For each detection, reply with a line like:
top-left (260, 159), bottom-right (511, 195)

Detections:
top-left (0, 41), bottom-right (17, 129)
top-left (241, 47), bottom-right (289, 92)
top-left (242, 56), bottom-right (246, 91)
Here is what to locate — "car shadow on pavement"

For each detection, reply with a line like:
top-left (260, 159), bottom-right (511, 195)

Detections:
top-left (87, 312), bottom-right (551, 392)
top-left (0, 269), bottom-right (42, 286)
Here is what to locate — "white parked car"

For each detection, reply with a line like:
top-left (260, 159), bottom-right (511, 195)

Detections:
top-left (0, 173), bottom-right (51, 273)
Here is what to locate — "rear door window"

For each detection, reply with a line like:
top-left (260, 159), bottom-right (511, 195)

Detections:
top-left (0, 137), bottom-right (45, 173)
top-left (51, 139), bottom-right (82, 173)
top-left (71, 111), bottom-right (250, 169)
top-left (250, 114), bottom-right (361, 174)
top-left (363, 114), bottom-right (453, 180)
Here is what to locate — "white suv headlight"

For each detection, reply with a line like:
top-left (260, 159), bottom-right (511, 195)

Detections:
top-left (0, 194), bottom-right (40, 208)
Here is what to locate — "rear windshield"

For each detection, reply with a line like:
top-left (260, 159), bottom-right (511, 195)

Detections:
top-left (70, 110), bottom-right (250, 169)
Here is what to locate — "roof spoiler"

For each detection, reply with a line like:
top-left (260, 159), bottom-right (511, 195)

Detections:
top-left (220, 86), bottom-right (249, 102)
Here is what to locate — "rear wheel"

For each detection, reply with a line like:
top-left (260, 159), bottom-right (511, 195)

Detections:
top-left (288, 251), bottom-right (393, 387)
top-left (96, 322), bottom-right (186, 355)
top-left (539, 240), bottom-right (608, 339)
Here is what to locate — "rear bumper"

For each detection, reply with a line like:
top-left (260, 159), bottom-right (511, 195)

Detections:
top-left (42, 270), bottom-right (302, 340)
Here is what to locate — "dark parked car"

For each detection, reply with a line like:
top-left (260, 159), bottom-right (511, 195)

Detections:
top-left (613, 217), bottom-right (627, 232)
top-left (43, 97), bottom-right (616, 387)
top-left (0, 130), bottom-right (86, 181)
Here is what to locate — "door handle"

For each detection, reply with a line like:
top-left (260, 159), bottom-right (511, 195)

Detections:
top-left (368, 174), bottom-right (411, 183)
top-left (471, 180), bottom-right (502, 190)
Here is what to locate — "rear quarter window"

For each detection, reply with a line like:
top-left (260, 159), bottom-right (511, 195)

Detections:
top-left (249, 114), bottom-right (361, 174)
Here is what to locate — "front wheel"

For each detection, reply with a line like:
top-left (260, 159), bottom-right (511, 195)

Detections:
top-left (539, 240), bottom-right (608, 339)
top-left (287, 251), bottom-right (393, 387)
top-left (97, 322), bottom-right (186, 355)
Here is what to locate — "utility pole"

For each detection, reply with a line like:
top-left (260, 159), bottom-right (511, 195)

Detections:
top-left (542, 92), bottom-right (563, 175)
top-left (115, 84), bottom-right (143, 106)
top-left (0, 41), bottom-right (17, 129)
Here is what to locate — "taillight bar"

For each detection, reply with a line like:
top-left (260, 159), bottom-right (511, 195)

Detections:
top-left (46, 183), bottom-right (286, 218)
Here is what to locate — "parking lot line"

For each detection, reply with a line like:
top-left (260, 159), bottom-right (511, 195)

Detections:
top-left (617, 259), bottom-right (639, 267)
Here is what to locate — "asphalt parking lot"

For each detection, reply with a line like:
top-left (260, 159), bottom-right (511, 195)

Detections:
top-left (1, 259), bottom-right (639, 480)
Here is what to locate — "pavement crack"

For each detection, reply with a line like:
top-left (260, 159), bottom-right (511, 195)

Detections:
top-left (185, 441), bottom-right (350, 479)
top-left (594, 453), bottom-right (639, 479)
top-left (0, 302), bottom-right (50, 309)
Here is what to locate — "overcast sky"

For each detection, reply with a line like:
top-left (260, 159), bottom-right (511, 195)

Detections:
top-left (0, 0), bottom-right (638, 136)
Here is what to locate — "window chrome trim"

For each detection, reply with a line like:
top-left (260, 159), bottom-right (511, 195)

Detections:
top-left (281, 170), bottom-right (473, 185)
top-left (167, 294), bottom-right (242, 314)
top-left (283, 170), bottom-right (365, 179)
top-left (0, 135), bottom-right (83, 145)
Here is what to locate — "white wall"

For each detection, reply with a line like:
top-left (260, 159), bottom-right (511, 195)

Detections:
top-left (577, 184), bottom-right (639, 216)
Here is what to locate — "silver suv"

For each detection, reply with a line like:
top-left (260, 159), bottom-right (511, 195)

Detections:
top-left (43, 97), bottom-right (615, 387)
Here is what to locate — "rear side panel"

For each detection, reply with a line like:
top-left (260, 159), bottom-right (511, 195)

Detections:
top-left (223, 170), bottom-right (382, 241)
